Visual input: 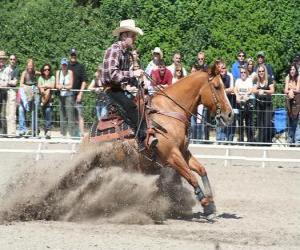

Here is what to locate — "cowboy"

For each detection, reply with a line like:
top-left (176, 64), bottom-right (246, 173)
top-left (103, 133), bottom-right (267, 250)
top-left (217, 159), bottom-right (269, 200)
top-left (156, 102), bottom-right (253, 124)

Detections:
top-left (101, 19), bottom-right (158, 151)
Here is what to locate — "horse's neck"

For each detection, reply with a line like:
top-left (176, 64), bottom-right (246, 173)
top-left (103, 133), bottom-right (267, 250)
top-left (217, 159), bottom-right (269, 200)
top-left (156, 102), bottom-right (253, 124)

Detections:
top-left (158, 73), bottom-right (207, 115)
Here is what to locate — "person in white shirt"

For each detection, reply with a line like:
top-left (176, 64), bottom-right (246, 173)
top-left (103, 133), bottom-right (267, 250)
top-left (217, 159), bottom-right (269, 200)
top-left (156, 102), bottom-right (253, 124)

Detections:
top-left (167, 52), bottom-right (187, 79)
top-left (234, 66), bottom-right (255, 142)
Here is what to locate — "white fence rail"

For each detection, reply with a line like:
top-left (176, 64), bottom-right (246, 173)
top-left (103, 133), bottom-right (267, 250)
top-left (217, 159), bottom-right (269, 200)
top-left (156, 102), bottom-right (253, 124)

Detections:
top-left (0, 138), bottom-right (299, 167)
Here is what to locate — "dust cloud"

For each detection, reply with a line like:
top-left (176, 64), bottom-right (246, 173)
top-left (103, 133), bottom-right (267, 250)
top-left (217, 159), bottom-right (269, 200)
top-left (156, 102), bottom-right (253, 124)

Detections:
top-left (0, 142), bottom-right (195, 225)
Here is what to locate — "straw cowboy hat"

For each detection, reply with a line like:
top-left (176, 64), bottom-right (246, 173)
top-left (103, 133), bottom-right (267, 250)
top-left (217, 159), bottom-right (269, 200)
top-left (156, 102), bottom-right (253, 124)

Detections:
top-left (152, 47), bottom-right (163, 59)
top-left (0, 51), bottom-right (8, 59)
top-left (112, 19), bottom-right (143, 36)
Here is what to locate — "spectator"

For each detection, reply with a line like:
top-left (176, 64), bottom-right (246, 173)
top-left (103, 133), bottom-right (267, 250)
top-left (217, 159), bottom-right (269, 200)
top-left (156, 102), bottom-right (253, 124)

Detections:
top-left (130, 49), bottom-right (141, 67)
top-left (217, 62), bottom-right (236, 141)
top-left (145, 47), bottom-right (163, 75)
top-left (172, 64), bottom-right (185, 84)
top-left (254, 51), bottom-right (276, 85)
top-left (293, 54), bottom-right (300, 72)
top-left (38, 63), bottom-right (55, 139)
top-left (167, 52), bottom-right (187, 78)
top-left (0, 51), bottom-right (8, 135)
top-left (68, 48), bottom-right (87, 137)
top-left (231, 49), bottom-right (247, 81)
top-left (234, 67), bottom-right (255, 142)
top-left (18, 58), bottom-right (39, 137)
top-left (56, 58), bottom-right (75, 138)
top-left (253, 65), bottom-right (275, 145)
top-left (4, 54), bottom-right (19, 136)
top-left (195, 51), bottom-right (208, 72)
top-left (150, 59), bottom-right (172, 88)
top-left (246, 57), bottom-right (257, 82)
top-left (190, 61), bottom-right (209, 142)
top-left (88, 64), bottom-right (109, 120)
top-left (284, 63), bottom-right (300, 143)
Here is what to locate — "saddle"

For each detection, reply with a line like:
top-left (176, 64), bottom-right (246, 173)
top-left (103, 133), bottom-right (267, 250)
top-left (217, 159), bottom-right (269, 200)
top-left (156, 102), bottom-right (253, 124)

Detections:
top-left (89, 114), bottom-right (134, 143)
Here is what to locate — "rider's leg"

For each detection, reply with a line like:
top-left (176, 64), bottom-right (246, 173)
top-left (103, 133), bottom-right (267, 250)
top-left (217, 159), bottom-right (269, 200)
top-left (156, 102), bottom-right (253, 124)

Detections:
top-left (106, 89), bottom-right (157, 149)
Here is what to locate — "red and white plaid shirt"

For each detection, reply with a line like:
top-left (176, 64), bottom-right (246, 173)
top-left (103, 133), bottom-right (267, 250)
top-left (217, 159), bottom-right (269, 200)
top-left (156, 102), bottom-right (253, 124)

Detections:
top-left (102, 41), bottom-right (131, 86)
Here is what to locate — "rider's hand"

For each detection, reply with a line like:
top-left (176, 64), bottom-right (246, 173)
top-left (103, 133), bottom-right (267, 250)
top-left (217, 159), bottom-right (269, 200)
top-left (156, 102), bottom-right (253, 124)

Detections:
top-left (133, 69), bottom-right (143, 78)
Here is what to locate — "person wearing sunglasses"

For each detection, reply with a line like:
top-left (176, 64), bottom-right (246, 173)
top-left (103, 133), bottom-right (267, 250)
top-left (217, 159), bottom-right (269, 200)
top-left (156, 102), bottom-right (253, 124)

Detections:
top-left (167, 52), bottom-right (187, 79)
top-left (38, 64), bottom-right (55, 139)
top-left (234, 66), bottom-right (255, 143)
top-left (254, 51), bottom-right (276, 85)
top-left (195, 51), bottom-right (208, 72)
top-left (231, 49), bottom-right (247, 81)
top-left (0, 54), bottom-right (19, 136)
top-left (253, 65), bottom-right (275, 145)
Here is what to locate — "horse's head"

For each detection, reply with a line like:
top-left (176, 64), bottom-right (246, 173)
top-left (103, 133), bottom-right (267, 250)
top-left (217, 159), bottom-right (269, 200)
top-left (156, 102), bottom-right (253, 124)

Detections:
top-left (200, 72), bottom-right (234, 127)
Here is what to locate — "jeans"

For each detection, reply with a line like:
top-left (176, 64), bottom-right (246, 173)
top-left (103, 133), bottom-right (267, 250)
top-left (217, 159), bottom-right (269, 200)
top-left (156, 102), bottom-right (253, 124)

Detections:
top-left (0, 90), bottom-right (7, 134)
top-left (42, 105), bottom-right (52, 131)
top-left (96, 102), bottom-right (108, 120)
top-left (106, 88), bottom-right (147, 140)
top-left (287, 115), bottom-right (299, 143)
top-left (60, 95), bottom-right (75, 137)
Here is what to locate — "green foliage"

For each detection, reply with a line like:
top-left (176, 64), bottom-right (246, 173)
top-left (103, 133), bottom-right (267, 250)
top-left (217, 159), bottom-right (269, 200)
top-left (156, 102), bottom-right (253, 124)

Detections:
top-left (0, 0), bottom-right (299, 117)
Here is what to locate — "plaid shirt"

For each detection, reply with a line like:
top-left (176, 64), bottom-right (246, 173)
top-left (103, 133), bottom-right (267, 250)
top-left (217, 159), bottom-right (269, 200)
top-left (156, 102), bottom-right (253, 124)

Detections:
top-left (102, 41), bottom-right (131, 86)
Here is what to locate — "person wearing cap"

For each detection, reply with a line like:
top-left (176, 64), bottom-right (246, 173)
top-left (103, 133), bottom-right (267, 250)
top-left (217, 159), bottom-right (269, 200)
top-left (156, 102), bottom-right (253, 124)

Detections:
top-left (254, 51), bottom-right (275, 85)
top-left (145, 47), bottom-right (163, 76)
top-left (167, 52), bottom-right (187, 79)
top-left (68, 48), bottom-right (87, 137)
top-left (231, 49), bottom-right (247, 81)
top-left (101, 19), bottom-right (158, 151)
top-left (56, 58), bottom-right (75, 138)
top-left (0, 51), bottom-right (8, 135)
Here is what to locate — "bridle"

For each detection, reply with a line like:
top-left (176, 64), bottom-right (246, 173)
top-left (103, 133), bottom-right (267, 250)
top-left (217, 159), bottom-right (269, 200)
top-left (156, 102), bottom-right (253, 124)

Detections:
top-left (143, 72), bottom-right (222, 128)
top-left (208, 76), bottom-right (222, 124)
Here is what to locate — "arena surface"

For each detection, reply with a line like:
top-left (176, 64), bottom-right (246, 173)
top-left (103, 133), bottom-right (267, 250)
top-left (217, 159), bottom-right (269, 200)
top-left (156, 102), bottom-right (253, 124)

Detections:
top-left (0, 140), bottom-right (299, 250)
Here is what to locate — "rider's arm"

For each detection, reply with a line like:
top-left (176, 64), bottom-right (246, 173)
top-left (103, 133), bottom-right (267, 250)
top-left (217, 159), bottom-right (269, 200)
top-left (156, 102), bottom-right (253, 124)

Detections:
top-left (103, 43), bottom-right (131, 85)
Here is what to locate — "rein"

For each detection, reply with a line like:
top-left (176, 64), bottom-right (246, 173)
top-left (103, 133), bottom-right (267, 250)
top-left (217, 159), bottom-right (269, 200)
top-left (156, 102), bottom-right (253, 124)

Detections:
top-left (144, 72), bottom-right (218, 128)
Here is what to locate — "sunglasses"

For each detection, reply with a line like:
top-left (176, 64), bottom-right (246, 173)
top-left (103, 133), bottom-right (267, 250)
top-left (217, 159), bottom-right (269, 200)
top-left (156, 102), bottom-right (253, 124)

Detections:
top-left (10, 58), bottom-right (16, 61)
top-left (240, 71), bottom-right (246, 74)
top-left (44, 68), bottom-right (50, 71)
top-left (198, 58), bottom-right (204, 61)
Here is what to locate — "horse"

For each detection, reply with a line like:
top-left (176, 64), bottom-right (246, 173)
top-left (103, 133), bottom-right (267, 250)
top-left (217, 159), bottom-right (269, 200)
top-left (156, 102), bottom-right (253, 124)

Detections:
top-left (145, 69), bottom-right (233, 217)
top-left (89, 68), bottom-right (233, 218)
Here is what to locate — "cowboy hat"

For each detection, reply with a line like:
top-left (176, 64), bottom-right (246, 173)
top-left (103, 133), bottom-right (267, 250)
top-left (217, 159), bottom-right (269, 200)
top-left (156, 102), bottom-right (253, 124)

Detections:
top-left (152, 47), bottom-right (163, 59)
top-left (0, 51), bottom-right (8, 59)
top-left (112, 19), bottom-right (143, 36)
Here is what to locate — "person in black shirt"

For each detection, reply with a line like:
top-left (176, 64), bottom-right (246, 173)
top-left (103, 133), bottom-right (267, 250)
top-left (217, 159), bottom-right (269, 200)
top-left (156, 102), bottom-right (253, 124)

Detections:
top-left (68, 48), bottom-right (87, 137)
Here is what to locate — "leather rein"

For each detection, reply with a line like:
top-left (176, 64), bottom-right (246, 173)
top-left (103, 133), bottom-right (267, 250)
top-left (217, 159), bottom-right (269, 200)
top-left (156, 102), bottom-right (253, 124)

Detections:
top-left (143, 72), bottom-right (220, 128)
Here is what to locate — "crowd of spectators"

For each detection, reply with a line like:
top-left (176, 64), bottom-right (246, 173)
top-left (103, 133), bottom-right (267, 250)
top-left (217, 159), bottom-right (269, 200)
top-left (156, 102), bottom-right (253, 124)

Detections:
top-left (0, 47), bottom-right (299, 145)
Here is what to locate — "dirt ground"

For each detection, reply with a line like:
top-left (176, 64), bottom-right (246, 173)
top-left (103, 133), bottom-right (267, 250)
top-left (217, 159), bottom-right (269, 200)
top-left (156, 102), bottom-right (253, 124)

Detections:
top-left (0, 142), bottom-right (299, 250)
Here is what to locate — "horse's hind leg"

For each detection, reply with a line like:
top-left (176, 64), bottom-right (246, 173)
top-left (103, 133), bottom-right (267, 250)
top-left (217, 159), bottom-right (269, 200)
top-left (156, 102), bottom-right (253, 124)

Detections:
top-left (186, 151), bottom-right (216, 216)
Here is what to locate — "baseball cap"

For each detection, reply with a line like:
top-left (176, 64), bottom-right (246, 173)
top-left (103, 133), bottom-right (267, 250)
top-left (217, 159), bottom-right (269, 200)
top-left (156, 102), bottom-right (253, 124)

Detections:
top-left (60, 58), bottom-right (68, 65)
top-left (70, 48), bottom-right (77, 55)
top-left (256, 51), bottom-right (265, 57)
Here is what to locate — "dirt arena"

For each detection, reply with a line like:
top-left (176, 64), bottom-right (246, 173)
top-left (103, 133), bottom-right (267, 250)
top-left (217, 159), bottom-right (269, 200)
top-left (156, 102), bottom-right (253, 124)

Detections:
top-left (0, 141), bottom-right (299, 250)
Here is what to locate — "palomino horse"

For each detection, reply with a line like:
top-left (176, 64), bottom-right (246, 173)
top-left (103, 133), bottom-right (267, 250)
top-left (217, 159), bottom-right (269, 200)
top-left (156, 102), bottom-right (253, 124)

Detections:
top-left (148, 69), bottom-right (233, 217)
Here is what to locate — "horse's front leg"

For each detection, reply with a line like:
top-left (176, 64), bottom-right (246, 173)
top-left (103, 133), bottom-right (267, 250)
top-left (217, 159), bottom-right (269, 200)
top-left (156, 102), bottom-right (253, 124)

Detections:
top-left (166, 149), bottom-right (207, 208)
top-left (186, 151), bottom-right (216, 217)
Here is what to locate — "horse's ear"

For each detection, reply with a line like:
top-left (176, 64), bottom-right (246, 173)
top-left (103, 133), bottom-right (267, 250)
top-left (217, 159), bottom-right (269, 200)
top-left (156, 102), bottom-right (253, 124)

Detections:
top-left (208, 63), bottom-right (220, 78)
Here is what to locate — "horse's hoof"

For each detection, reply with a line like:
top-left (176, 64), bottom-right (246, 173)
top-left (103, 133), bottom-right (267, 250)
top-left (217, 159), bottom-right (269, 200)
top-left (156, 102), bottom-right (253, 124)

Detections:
top-left (203, 201), bottom-right (217, 217)
top-left (206, 212), bottom-right (217, 221)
